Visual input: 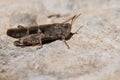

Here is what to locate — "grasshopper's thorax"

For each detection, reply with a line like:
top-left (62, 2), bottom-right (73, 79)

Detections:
top-left (41, 23), bottom-right (71, 39)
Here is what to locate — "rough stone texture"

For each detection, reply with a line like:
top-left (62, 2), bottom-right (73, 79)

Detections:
top-left (10, 13), bottom-right (37, 27)
top-left (0, 0), bottom-right (120, 80)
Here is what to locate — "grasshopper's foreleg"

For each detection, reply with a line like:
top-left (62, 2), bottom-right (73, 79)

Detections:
top-left (62, 36), bottom-right (70, 49)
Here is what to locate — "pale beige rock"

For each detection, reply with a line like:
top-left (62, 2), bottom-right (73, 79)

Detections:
top-left (0, 0), bottom-right (120, 80)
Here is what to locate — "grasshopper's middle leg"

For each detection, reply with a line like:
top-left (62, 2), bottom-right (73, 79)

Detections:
top-left (36, 34), bottom-right (44, 49)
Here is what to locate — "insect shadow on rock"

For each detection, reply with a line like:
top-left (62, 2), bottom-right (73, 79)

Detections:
top-left (7, 13), bottom-right (83, 49)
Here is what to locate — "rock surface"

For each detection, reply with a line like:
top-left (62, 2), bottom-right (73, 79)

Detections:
top-left (0, 0), bottom-right (120, 80)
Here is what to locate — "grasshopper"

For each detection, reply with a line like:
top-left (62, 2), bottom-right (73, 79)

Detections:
top-left (7, 13), bottom-right (82, 49)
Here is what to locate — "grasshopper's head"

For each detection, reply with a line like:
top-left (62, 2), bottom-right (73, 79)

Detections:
top-left (62, 23), bottom-right (72, 35)
top-left (7, 28), bottom-right (27, 38)
top-left (61, 13), bottom-right (81, 37)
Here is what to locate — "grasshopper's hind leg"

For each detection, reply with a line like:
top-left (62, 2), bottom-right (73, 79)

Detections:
top-left (14, 41), bottom-right (20, 46)
top-left (14, 40), bottom-right (25, 47)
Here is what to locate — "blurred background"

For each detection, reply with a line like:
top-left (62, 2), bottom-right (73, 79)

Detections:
top-left (0, 0), bottom-right (120, 80)
top-left (0, 0), bottom-right (120, 33)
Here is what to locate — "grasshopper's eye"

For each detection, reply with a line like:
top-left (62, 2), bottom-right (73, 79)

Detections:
top-left (64, 25), bottom-right (68, 29)
top-left (63, 23), bottom-right (71, 29)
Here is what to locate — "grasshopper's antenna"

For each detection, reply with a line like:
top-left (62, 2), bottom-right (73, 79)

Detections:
top-left (62, 15), bottom-right (75, 23)
top-left (71, 13), bottom-right (81, 25)
top-left (62, 13), bottom-right (81, 24)
top-left (73, 26), bottom-right (83, 34)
